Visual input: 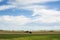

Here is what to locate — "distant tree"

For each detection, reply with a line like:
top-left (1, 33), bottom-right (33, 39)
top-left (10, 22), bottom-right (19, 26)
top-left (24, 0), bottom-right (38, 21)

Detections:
top-left (25, 31), bottom-right (32, 34)
top-left (49, 30), bottom-right (54, 32)
top-left (29, 31), bottom-right (32, 34)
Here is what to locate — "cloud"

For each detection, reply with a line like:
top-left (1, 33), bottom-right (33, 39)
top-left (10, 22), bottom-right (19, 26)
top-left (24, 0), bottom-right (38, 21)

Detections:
top-left (18, 5), bottom-right (46, 10)
top-left (0, 0), bottom-right (3, 2)
top-left (32, 8), bottom-right (60, 23)
top-left (32, 9), bottom-right (60, 16)
top-left (13, 0), bottom-right (59, 5)
top-left (0, 0), bottom-right (60, 30)
top-left (0, 5), bottom-right (15, 10)
top-left (0, 0), bottom-right (60, 24)
top-left (0, 5), bottom-right (60, 25)
top-left (0, 15), bottom-right (32, 25)
top-left (0, 0), bottom-right (16, 11)
top-left (0, 0), bottom-right (59, 10)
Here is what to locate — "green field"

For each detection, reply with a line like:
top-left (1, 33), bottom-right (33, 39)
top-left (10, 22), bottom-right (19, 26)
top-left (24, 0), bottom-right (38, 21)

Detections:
top-left (0, 34), bottom-right (60, 40)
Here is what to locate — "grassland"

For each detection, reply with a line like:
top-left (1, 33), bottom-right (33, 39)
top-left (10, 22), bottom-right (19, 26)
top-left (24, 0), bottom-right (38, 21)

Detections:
top-left (0, 30), bottom-right (60, 40)
top-left (0, 34), bottom-right (60, 40)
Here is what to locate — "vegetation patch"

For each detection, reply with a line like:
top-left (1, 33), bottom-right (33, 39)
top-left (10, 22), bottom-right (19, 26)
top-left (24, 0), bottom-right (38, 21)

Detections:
top-left (0, 34), bottom-right (60, 40)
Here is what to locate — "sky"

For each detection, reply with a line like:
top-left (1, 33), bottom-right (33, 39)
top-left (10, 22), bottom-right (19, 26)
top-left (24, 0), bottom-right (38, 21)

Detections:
top-left (0, 0), bottom-right (60, 31)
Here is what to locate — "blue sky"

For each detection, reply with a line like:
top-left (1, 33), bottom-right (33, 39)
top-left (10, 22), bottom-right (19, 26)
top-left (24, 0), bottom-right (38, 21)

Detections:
top-left (0, 0), bottom-right (60, 31)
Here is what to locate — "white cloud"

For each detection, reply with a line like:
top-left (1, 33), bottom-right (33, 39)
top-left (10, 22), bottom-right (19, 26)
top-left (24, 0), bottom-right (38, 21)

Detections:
top-left (13, 0), bottom-right (58, 5)
top-left (7, 0), bottom-right (59, 10)
top-left (0, 15), bottom-right (32, 25)
top-left (0, 0), bottom-right (3, 2)
top-left (32, 8), bottom-right (60, 16)
top-left (0, 0), bottom-right (60, 24)
top-left (0, 0), bottom-right (59, 10)
top-left (0, 0), bottom-right (60, 30)
top-left (0, 6), bottom-right (60, 24)
top-left (18, 5), bottom-right (46, 10)
top-left (8, 0), bottom-right (59, 6)
top-left (0, 5), bottom-right (15, 10)
top-left (33, 9), bottom-right (60, 23)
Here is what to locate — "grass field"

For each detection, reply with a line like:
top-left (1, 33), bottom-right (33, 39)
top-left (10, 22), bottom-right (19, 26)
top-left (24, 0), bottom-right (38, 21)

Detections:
top-left (0, 34), bottom-right (60, 40)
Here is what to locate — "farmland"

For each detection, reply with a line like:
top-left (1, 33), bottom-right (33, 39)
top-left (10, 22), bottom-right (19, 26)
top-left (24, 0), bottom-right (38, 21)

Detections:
top-left (0, 30), bottom-right (60, 40)
top-left (0, 34), bottom-right (60, 40)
